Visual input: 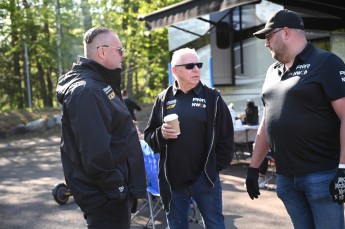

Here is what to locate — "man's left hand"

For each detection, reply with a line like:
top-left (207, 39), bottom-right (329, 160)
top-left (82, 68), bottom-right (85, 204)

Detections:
top-left (246, 167), bottom-right (260, 200)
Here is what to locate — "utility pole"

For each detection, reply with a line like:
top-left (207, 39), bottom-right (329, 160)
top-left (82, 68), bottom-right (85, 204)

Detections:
top-left (23, 5), bottom-right (32, 108)
top-left (56, 0), bottom-right (63, 77)
top-left (23, 42), bottom-right (32, 108)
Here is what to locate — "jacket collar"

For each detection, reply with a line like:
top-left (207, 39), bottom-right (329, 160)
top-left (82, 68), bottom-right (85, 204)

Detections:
top-left (76, 56), bottom-right (122, 94)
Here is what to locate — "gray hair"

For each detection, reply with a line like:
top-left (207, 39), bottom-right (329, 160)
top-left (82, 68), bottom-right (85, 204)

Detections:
top-left (171, 47), bottom-right (199, 66)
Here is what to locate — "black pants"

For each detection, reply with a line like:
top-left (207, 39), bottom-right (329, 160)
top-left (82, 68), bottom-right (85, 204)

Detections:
top-left (84, 197), bottom-right (134, 229)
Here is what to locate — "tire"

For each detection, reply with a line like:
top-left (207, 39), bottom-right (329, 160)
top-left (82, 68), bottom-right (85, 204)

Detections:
top-left (52, 182), bottom-right (70, 205)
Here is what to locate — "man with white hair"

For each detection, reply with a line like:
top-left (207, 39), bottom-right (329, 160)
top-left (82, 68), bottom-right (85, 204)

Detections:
top-left (145, 47), bottom-right (234, 229)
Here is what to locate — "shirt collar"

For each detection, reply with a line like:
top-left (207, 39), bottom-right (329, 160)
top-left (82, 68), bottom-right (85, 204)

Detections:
top-left (274, 42), bottom-right (314, 72)
top-left (296, 42), bottom-right (314, 62)
top-left (291, 42), bottom-right (314, 68)
top-left (172, 81), bottom-right (203, 96)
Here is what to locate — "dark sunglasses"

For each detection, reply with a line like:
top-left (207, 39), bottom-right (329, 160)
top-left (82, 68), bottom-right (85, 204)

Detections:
top-left (174, 62), bottom-right (203, 70)
top-left (97, 45), bottom-right (125, 56)
top-left (265, 28), bottom-right (283, 41)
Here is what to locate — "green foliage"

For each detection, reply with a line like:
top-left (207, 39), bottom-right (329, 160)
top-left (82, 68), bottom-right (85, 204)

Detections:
top-left (0, 0), bottom-right (181, 110)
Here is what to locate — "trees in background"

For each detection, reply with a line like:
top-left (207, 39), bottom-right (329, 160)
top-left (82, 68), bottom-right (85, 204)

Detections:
top-left (0, 0), bottom-right (178, 110)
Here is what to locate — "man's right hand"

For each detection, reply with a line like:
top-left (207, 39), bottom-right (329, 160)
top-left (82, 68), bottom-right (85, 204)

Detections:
top-left (246, 167), bottom-right (260, 199)
top-left (161, 123), bottom-right (178, 139)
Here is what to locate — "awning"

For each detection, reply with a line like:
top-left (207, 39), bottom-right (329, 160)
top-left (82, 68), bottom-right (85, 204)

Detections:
top-left (138, 0), bottom-right (261, 31)
top-left (268, 0), bottom-right (345, 31)
top-left (268, 0), bottom-right (345, 19)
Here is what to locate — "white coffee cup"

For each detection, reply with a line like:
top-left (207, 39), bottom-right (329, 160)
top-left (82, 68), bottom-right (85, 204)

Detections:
top-left (163, 114), bottom-right (180, 135)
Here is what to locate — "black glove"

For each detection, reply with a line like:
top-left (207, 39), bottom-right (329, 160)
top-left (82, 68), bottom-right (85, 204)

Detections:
top-left (105, 184), bottom-right (128, 201)
top-left (246, 167), bottom-right (260, 200)
top-left (329, 168), bottom-right (345, 204)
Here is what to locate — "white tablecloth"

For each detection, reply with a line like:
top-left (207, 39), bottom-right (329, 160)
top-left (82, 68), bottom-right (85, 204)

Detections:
top-left (234, 125), bottom-right (258, 143)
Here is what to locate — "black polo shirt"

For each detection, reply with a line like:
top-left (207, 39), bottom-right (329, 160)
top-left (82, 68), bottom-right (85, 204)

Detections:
top-left (262, 42), bottom-right (345, 175)
top-left (164, 82), bottom-right (207, 190)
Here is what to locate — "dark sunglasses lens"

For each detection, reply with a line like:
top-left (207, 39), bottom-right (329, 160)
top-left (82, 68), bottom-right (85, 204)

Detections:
top-left (185, 63), bottom-right (202, 69)
top-left (185, 64), bottom-right (195, 69)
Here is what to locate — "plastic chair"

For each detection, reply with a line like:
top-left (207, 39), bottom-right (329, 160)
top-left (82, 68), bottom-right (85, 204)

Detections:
top-left (188, 198), bottom-right (205, 228)
top-left (133, 141), bottom-right (204, 228)
top-left (264, 153), bottom-right (276, 190)
top-left (234, 127), bottom-right (257, 160)
top-left (131, 140), bottom-right (165, 229)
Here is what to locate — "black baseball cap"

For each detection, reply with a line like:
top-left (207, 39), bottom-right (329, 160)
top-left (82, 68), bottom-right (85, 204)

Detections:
top-left (253, 9), bottom-right (304, 39)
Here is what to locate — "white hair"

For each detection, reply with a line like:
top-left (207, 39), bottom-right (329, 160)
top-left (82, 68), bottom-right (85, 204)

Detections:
top-left (171, 47), bottom-right (199, 66)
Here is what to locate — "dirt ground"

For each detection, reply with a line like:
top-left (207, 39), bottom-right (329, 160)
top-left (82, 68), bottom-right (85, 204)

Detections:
top-left (0, 133), bottom-right (294, 229)
top-left (0, 101), bottom-right (298, 228)
top-left (0, 103), bottom-right (152, 141)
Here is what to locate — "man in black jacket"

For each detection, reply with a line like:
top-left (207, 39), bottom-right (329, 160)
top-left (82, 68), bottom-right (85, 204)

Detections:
top-left (56, 27), bottom-right (146, 229)
top-left (144, 47), bottom-right (234, 229)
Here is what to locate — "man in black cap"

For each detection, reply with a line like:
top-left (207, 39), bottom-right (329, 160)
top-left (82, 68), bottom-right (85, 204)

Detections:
top-left (245, 9), bottom-right (345, 229)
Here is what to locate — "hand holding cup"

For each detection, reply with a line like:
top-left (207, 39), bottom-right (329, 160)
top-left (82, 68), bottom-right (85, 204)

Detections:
top-left (162, 114), bottom-right (180, 139)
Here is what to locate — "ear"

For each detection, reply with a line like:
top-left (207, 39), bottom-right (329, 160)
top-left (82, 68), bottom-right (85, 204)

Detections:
top-left (97, 46), bottom-right (105, 59)
top-left (283, 27), bottom-right (291, 40)
top-left (171, 66), bottom-right (177, 75)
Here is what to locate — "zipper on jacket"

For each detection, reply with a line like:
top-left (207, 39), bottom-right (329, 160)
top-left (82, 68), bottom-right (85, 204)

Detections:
top-left (203, 95), bottom-right (219, 188)
top-left (161, 93), bottom-right (172, 211)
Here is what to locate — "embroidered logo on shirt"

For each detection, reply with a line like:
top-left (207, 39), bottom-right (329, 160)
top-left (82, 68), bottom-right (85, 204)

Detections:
top-left (340, 71), bottom-right (345, 82)
top-left (292, 64), bottom-right (310, 77)
top-left (166, 99), bottom-right (176, 109)
top-left (192, 97), bottom-right (206, 108)
top-left (103, 85), bottom-right (115, 99)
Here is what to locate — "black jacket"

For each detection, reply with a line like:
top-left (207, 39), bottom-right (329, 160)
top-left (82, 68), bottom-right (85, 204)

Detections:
top-left (56, 57), bottom-right (146, 213)
top-left (144, 84), bottom-right (234, 212)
